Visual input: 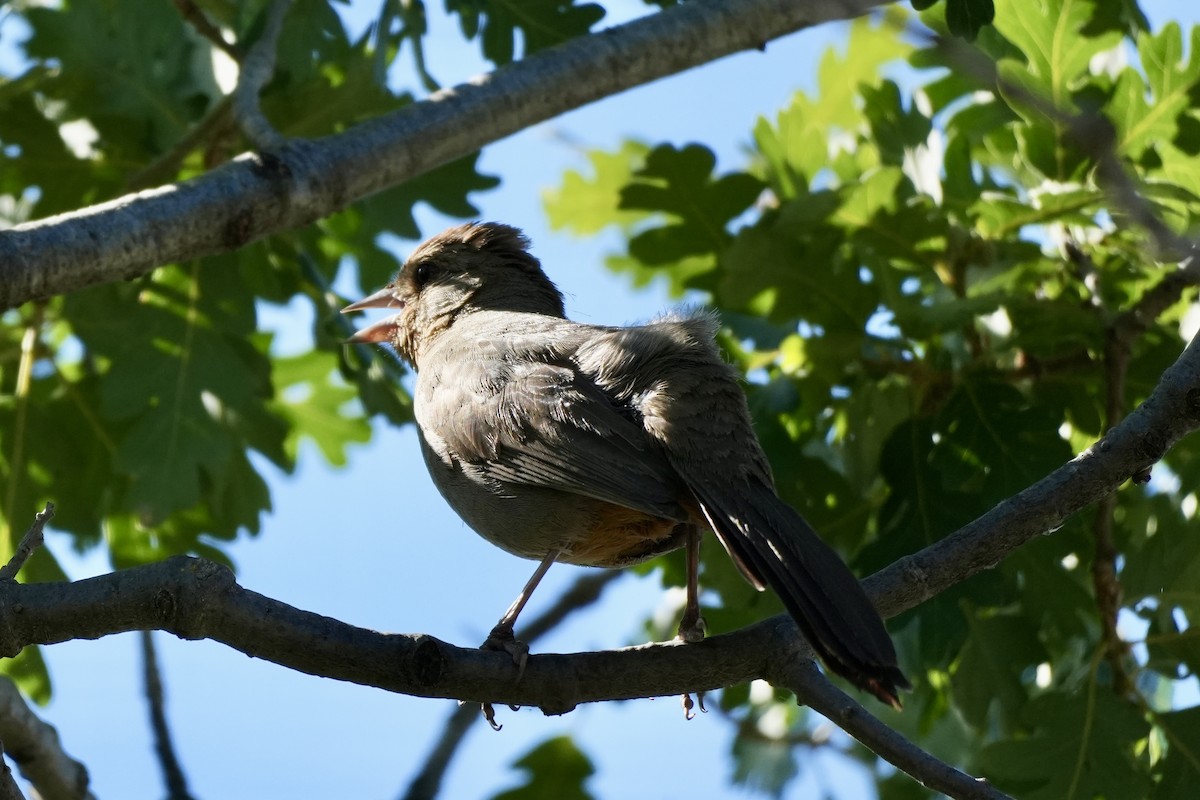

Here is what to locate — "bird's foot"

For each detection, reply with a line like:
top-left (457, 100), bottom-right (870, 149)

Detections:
top-left (676, 609), bottom-right (707, 644)
top-left (482, 702), bottom-right (503, 731)
top-left (481, 622), bottom-right (530, 680)
top-left (677, 607), bottom-right (708, 718)
top-left (459, 698), bottom-right (521, 732)
top-left (471, 623), bottom-right (528, 731)
top-left (681, 691), bottom-right (707, 720)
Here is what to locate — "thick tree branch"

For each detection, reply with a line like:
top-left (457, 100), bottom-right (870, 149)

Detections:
top-left (0, 678), bottom-right (93, 800)
top-left (0, 324), bottom-right (1191, 795)
top-left (0, 556), bottom-right (788, 712)
top-left (0, 0), bottom-right (883, 309)
top-left (0, 320), bottom-right (1193, 722)
top-left (866, 324), bottom-right (1200, 616)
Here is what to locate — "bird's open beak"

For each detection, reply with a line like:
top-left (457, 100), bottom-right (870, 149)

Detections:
top-left (344, 316), bottom-right (402, 344)
top-left (342, 287), bottom-right (406, 344)
top-left (341, 286), bottom-right (404, 313)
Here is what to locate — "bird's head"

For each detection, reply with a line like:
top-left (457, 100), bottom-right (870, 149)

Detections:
top-left (341, 221), bottom-right (565, 364)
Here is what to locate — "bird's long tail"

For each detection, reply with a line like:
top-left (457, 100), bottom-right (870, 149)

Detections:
top-left (692, 479), bottom-right (909, 707)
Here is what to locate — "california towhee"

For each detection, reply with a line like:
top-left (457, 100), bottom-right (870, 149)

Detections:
top-left (344, 222), bottom-right (909, 707)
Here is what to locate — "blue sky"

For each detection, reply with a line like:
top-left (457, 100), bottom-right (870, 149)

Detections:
top-left (5, 1), bottom-right (1198, 798)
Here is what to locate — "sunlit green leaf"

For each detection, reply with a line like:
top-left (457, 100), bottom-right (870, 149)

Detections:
top-left (491, 736), bottom-right (596, 800)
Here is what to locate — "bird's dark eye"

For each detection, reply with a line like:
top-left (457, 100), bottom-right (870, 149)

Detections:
top-left (413, 262), bottom-right (434, 288)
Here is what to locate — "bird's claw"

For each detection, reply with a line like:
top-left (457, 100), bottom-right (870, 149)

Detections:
top-left (462, 699), bottom-right (520, 731)
top-left (482, 702), bottom-right (502, 731)
top-left (681, 691), bottom-right (707, 720)
top-left (471, 623), bottom-right (530, 730)
top-left (481, 623), bottom-right (530, 680)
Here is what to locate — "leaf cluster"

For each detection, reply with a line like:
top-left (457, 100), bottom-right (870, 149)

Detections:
top-left (545, 3), bottom-right (1200, 796)
top-left (0, 0), bottom-right (502, 696)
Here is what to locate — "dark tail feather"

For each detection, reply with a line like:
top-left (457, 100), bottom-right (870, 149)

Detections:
top-left (694, 481), bottom-right (910, 707)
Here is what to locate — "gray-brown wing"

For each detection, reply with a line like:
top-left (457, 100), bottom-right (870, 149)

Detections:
top-left (437, 359), bottom-right (688, 522)
top-left (595, 317), bottom-right (909, 705)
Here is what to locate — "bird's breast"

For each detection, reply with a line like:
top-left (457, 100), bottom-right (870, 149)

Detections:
top-left (415, 425), bottom-right (686, 566)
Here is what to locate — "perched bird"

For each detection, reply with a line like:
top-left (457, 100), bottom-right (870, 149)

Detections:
top-left (343, 221), bottom-right (909, 707)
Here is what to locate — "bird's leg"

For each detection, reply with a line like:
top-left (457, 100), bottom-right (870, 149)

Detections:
top-left (481, 549), bottom-right (559, 678)
top-left (676, 525), bottom-right (707, 643)
top-left (676, 526), bottom-right (709, 718)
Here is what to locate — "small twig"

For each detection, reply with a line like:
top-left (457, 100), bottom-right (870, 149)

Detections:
top-left (173, 0), bottom-right (243, 61)
top-left (777, 661), bottom-right (1011, 800)
top-left (231, 0), bottom-right (292, 149)
top-left (0, 504), bottom-right (54, 582)
top-left (1093, 267), bottom-right (1200, 698)
top-left (3, 308), bottom-right (42, 563)
top-left (1086, 251), bottom-right (1200, 696)
top-left (141, 631), bottom-right (195, 800)
top-left (399, 570), bottom-right (620, 800)
top-left (125, 97), bottom-right (236, 191)
top-left (1092, 318), bottom-right (1132, 695)
top-left (400, 705), bottom-right (476, 800)
top-left (1091, 493), bottom-right (1127, 692)
top-left (0, 677), bottom-right (93, 800)
top-left (1120, 255), bottom-right (1200, 332)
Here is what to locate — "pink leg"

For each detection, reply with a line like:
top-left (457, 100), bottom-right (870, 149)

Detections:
top-left (677, 526), bottom-right (706, 643)
top-left (483, 550), bottom-right (559, 674)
